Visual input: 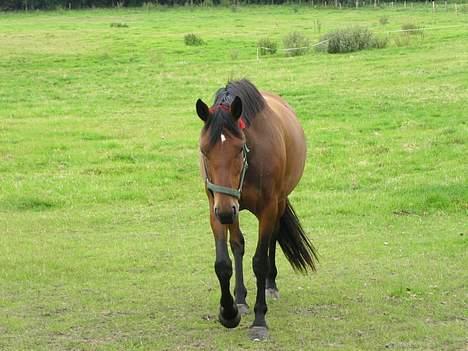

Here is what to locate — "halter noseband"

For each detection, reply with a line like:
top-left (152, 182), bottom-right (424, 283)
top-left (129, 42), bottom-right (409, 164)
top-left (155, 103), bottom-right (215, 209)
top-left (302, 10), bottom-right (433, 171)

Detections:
top-left (204, 143), bottom-right (249, 200)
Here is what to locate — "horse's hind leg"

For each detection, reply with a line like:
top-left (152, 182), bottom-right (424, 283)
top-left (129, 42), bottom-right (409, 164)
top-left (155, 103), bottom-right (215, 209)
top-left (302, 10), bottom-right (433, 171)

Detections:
top-left (229, 224), bottom-right (248, 315)
top-left (249, 202), bottom-right (278, 341)
top-left (266, 234), bottom-right (280, 299)
top-left (266, 201), bottom-right (285, 299)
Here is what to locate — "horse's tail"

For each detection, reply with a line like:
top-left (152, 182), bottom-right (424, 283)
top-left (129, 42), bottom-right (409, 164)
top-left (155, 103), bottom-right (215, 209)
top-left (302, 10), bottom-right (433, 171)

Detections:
top-left (277, 199), bottom-right (318, 273)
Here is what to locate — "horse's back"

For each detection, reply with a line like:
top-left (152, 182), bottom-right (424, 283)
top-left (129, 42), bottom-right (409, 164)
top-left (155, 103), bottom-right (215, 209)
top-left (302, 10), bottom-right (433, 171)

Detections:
top-left (260, 92), bottom-right (307, 196)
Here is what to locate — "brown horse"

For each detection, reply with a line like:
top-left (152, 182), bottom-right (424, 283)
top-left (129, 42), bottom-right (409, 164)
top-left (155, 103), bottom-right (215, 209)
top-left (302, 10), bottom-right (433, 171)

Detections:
top-left (196, 79), bottom-right (318, 340)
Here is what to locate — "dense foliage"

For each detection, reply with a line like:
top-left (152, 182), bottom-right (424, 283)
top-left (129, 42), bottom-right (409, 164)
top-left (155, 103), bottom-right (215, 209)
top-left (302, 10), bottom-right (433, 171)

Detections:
top-left (257, 37), bottom-right (278, 55)
top-left (0, 0), bottom-right (459, 11)
top-left (318, 26), bottom-right (388, 53)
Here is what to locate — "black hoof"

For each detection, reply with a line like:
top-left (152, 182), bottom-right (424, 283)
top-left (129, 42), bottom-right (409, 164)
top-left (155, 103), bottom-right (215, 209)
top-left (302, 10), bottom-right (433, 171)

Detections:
top-left (218, 306), bottom-right (241, 329)
top-left (237, 303), bottom-right (249, 315)
top-left (249, 326), bottom-right (268, 341)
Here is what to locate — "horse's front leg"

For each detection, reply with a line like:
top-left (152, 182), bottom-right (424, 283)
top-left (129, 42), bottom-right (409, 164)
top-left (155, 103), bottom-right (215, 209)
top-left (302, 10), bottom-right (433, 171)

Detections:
top-left (211, 213), bottom-right (241, 329)
top-left (249, 202), bottom-right (278, 341)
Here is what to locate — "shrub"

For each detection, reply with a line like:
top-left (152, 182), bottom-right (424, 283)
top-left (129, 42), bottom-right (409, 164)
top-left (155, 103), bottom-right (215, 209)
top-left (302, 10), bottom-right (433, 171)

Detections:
top-left (393, 34), bottom-right (412, 47)
top-left (401, 23), bottom-right (424, 36)
top-left (257, 38), bottom-right (278, 56)
top-left (371, 34), bottom-right (389, 49)
top-left (110, 22), bottom-right (128, 28)
top-left (319, 26), bottom-right (386, 54)
top-left (379, 16), bottom-right (389, 25)
top-left (283, 32), bottom-right (310, 57)
top-left (184, 33), bottom-right (205, 46)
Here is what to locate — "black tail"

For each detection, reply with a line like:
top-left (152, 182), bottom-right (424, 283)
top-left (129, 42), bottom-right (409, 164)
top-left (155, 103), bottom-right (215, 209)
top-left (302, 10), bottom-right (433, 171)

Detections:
top-left (277, 199), bottom-right (318, 273)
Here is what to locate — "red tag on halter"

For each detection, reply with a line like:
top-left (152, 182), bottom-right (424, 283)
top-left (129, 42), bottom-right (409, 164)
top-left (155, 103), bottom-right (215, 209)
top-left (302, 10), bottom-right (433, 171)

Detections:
top-left (238, 118), bottom-right (246, 130)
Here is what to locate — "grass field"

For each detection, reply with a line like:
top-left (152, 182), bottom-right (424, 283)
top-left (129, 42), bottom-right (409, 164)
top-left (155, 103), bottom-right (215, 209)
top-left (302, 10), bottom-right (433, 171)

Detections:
top-left (0, 5), bottom-right (467, 350)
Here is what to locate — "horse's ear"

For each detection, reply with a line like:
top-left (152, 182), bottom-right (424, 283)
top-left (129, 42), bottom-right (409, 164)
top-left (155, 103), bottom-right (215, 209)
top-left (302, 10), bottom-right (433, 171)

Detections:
top-left (230, 96), bottom-right (242, 121)
top-left (196, 99), bottom-right (209, 122)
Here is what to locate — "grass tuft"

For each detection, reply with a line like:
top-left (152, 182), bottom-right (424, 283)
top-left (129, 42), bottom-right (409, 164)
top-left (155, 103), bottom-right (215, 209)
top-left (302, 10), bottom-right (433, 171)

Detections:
top-left (379, 15), bottom-right (389, 25)
top-left (401, 23), bottom-right (424, 35)
top-left (257, 37), bottom-right (278, 56)
top-left (283, 32), bottom-right (310, 56)
top-left (110, 22), bottom-right (129, 28)
top-left (184, 33), bottom-right (205, 46)
top-left (9, 197), bottom-right (57, 211)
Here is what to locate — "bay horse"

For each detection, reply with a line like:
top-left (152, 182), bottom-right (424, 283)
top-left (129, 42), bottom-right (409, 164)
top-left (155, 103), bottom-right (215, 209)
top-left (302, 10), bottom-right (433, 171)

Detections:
top-left (195, 79), bottom-right (318, 340)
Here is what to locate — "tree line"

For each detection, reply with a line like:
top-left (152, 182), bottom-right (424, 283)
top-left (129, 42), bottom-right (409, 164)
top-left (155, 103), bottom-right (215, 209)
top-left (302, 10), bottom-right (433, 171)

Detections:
top-left (0, 0), bottom-right (457, 11)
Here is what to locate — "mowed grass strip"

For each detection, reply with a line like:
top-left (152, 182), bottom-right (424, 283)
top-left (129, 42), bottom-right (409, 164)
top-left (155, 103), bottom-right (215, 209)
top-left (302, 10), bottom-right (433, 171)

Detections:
top-left (0, 6), bottom-right (467, 350)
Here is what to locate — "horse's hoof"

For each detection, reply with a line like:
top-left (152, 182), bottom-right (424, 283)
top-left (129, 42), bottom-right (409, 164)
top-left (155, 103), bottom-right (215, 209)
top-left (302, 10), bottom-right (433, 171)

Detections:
top-left (218, 307), bottom-right (241, 329)
top-left (249, 326), bottom-right (268, 341)
top-left (265, 288), bottom-right (280, 300)
top-left (237, 303), bottom-right (249, 315)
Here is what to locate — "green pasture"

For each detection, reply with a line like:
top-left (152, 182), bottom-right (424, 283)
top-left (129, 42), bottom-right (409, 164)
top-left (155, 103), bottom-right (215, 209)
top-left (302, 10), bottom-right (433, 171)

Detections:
top-left (0, 5), bottom-right (467, 350)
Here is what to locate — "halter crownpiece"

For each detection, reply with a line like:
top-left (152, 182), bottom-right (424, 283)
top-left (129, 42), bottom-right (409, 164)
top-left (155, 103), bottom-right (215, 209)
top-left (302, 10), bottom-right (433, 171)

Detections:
top-left (209, 103), bottom-right (230, 114)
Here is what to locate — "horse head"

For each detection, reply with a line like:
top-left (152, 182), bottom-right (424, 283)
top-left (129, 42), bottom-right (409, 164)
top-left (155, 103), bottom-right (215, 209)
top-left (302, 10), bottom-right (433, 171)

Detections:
top-left (196, 96), bottom-right (248, 225)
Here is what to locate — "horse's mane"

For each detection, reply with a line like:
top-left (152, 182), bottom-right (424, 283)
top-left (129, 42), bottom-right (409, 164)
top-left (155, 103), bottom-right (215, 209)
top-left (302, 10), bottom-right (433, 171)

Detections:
top-left (214, 79), bottom-right (265, 126)
top-left (204, 79), bottom-right (265, 146)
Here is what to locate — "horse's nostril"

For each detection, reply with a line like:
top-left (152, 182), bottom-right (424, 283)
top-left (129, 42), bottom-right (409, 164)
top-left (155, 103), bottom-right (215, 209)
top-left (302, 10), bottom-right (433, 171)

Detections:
top-left (215, 207), bottom-right (219, 218)
top-left (232, 206), bottom-right (237, 216)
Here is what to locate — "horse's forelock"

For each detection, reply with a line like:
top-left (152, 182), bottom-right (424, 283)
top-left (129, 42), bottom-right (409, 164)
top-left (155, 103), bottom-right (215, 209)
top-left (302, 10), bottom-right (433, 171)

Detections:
top-left (203, 110), bottom-right (242, 147)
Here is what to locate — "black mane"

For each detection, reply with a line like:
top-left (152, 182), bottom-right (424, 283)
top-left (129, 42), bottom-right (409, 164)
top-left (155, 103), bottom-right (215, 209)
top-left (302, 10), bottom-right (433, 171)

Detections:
top-left (204, 79), bottom-right (266, 146)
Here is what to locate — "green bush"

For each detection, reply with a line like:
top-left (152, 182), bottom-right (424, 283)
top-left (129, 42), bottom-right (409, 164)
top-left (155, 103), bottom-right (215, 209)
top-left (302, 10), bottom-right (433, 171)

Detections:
top-left (379, 16), bottom-right (389, 25)
top-left (371, 34), bottom-right (389, 49)
top-left (393, 34), bottom-right (412, 47)
top-left (257, 38), bottom-right (278, 56)
top-left (110, 22), bottom-right (128, 28)
top-left (401, 23), bottom-right (424, 36)
top-left (283, 32), bottom-right (310, 57)
top-left (184, 33), bottom-right (205, 46)
top-left (319, 26), bottom-right (386, 54)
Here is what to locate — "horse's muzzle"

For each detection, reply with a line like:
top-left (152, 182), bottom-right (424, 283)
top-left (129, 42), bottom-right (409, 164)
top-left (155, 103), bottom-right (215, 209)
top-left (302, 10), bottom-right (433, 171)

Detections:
top-left (215, 206), bottom-right (237, 224)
